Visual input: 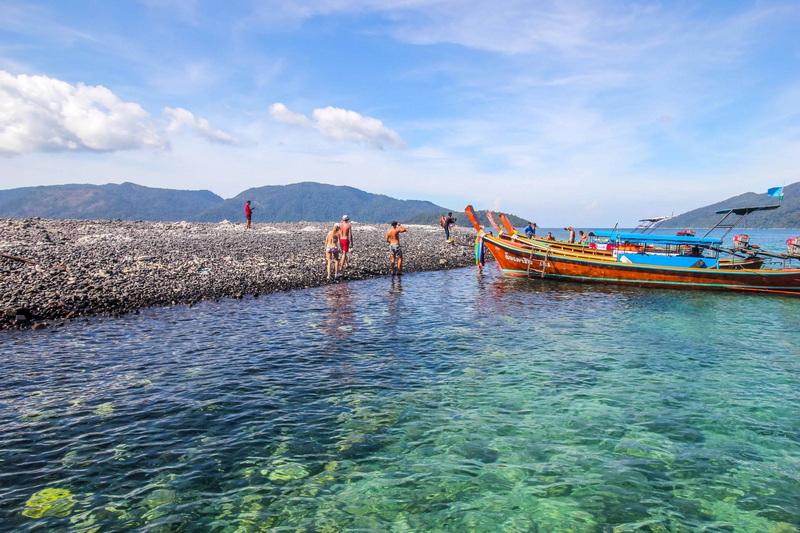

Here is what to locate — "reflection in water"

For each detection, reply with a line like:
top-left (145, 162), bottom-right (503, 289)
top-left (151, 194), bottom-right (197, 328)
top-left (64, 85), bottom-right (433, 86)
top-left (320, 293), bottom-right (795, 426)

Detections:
top-left (1, 266), bottom-right (799, 531)
top-left (385, 275), bottom-right (403, 337)
top-left (321, 283), bottom-right (356, 341)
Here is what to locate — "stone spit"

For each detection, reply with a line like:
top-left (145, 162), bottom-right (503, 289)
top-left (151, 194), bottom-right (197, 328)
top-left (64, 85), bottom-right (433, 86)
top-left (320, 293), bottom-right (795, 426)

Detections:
top-left (1, 218), bottom-right (478, 330)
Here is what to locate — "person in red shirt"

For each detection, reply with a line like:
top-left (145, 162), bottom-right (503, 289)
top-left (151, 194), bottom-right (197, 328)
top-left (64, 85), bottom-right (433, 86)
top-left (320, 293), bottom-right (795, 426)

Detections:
top-left (244, 200), bottom-right (253, 229)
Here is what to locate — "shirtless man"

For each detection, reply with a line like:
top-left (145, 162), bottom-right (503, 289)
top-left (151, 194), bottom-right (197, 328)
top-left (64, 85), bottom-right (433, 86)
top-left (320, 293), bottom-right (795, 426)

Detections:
top-left (325, 223), bottom-right (341, 280)
top-left (565, 226), bottom-right (576, 243)
top-left (385, 221), bottom-right (407, 274)
top-left (339, 215), bottom-right (353, 269)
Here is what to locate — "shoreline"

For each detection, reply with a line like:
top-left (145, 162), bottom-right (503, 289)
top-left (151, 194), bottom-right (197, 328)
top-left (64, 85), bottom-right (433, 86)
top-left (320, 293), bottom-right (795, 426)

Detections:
top-left (1, 218), bottom-right (478, 331)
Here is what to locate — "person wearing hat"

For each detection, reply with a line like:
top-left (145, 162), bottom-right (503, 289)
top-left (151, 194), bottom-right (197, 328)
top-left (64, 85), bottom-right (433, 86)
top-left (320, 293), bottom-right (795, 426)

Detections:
top-left (564, 226), bottom-right (575, 243)
top-left (339, 215), bottom-right (353, 269)
top-left (325, 223), bottom-right (341, 280)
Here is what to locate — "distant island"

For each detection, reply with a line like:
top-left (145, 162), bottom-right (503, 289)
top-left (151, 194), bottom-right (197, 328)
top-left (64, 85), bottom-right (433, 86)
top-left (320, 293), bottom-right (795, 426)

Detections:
top-left (0, 181), bottom-right (527, 229)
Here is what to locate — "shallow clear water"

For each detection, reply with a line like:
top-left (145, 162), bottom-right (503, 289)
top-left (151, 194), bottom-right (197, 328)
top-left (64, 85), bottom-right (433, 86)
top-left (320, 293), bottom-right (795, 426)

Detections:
top-left (2, 234), bottom-right (800, 531)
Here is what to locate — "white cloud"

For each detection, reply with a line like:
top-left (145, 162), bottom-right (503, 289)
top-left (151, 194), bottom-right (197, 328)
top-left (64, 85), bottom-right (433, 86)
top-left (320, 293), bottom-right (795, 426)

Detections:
top-left (165, 107), bottom-right (240, 144)
top-left (270, 102), bottom-right (405, 149)
top-left (269, 103), bottom-right (313, 128)
top-left (0, 70), bottom-right (168, 154)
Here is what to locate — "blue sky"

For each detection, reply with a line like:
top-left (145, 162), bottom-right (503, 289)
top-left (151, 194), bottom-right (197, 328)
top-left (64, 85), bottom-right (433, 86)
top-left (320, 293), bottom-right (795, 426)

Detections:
top-left (1, 0), bottom-right (798, 226)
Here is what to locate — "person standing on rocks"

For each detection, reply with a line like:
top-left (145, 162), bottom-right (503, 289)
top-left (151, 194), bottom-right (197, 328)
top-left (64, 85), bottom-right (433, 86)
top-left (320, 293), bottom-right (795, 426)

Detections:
top-left (244, 200), bottom-right (253, 229)
top-left (325, 223), bottom-right (341, 280)
top-left (385, 221), bottom-right (407, 274)
top-left (339, 215), bottom-right (353, 269)
top-left (443, 212), bottom-right (456, 242)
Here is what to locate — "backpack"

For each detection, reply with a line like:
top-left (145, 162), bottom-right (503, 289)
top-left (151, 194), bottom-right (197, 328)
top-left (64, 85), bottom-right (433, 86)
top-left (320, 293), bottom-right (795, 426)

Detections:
top-left (439, 215), bottom-right (446, 227)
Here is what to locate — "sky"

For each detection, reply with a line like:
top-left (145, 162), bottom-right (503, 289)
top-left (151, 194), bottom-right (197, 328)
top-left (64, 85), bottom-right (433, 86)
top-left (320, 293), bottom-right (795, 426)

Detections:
top-left (1, 0), bottom-right (799, 226)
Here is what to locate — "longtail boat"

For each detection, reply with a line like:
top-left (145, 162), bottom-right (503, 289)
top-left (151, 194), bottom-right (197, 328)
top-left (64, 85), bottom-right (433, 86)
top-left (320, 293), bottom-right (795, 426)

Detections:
top-left (466, 205), bottom-right (800, 295)
top-left (493, 211), bottom-right (763, 269)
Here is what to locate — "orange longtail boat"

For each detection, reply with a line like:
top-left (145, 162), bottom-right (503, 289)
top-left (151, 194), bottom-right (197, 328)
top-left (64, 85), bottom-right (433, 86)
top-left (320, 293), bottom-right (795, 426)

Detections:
top-left (466, 205), bottom-right (800, 295)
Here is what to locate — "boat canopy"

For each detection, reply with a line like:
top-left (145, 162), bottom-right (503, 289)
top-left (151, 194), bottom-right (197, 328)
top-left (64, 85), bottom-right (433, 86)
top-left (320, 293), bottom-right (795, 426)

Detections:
top-left (714, 205), bottom-right (781, 216)
top-left (632, 215), bottom-right (674, 234)
top-left (591, 230), bottom-right (722, 246)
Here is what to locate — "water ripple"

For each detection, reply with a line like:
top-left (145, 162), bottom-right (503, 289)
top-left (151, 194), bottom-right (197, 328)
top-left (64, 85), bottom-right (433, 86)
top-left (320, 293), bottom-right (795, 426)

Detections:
top-left (1, 266), bottom-right (799, 530)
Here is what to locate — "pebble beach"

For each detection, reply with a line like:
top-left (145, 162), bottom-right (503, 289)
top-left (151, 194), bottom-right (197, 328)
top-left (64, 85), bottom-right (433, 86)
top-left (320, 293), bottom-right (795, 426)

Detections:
top-left (1, 218), bottom-right (478, 330)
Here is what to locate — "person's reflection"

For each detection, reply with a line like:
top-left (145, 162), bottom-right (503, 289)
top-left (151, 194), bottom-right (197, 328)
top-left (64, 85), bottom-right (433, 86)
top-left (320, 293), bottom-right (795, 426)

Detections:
top-left (385, 275), bottom-right (403, 337)
top-left (322, 283), bottom-right (356, 340)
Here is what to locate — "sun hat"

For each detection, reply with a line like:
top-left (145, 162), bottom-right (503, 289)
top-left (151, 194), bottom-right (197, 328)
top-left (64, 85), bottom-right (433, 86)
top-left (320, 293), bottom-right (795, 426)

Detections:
top-left (334, 223), bottom-right (340, 228)
top-left (342, 215), bottom-right (349, 221)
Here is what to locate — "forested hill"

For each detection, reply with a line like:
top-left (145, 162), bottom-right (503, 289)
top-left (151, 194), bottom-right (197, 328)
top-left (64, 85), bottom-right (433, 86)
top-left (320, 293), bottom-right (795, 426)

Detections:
top-left (0, 182), bottom-right (223, 221)
top-left (197, 182), bottom-right (448, 224)
top-left (0, 181), bottom-right (529, 227)
top-left (664, 182), bottom-right (800, 228)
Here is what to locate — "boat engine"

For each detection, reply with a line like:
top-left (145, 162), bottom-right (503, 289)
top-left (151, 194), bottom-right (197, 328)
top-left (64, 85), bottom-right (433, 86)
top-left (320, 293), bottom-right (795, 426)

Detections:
top-left (733, 234), bottom-right (750, 251)
top-left (788, 237), bottom-right (800, 257)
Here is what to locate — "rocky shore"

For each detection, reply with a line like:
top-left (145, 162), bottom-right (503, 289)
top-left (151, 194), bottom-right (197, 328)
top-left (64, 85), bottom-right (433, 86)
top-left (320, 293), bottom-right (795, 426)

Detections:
top-left (1, 218), bottom-right (478, 330)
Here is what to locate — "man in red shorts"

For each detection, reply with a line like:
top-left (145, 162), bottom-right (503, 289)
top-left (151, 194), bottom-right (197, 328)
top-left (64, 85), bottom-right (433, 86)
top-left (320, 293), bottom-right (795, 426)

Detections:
top-left (339, 215), bottom-right (353, 269)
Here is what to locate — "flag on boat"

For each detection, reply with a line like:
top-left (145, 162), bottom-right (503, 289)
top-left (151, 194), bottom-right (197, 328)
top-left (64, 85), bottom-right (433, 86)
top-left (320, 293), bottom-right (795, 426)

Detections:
top-left (767, 186), bottom-right (784, 203)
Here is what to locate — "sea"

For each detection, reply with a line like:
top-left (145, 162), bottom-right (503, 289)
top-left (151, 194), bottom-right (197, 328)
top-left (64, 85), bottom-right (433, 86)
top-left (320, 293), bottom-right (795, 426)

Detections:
top-left (1, 229), bottom-right (799, 531)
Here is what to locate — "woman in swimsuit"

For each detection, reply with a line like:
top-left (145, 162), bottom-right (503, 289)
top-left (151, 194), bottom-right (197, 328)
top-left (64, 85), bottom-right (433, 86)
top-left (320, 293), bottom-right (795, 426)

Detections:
top-left (325, 223), bottom-right (341, 280)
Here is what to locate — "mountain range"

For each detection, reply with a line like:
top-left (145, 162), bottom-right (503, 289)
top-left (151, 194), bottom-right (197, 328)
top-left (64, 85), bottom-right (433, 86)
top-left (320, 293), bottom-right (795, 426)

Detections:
top-left (1, 180), bottom-right (797, 228)
top-left (0, 181), bottom-right (527, 228)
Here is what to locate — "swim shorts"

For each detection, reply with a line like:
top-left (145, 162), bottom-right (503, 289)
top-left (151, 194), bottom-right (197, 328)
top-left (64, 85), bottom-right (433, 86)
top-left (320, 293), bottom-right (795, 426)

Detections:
top-left (327, 246), bottom-right (340, 254)
top-left (390, 244), bottom-right (403, 257)
top-left (339, 238), bottom-right (349, 252)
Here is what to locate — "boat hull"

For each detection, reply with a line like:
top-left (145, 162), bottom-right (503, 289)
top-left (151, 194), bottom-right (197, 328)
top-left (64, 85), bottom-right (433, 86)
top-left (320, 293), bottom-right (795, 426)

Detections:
top-left (481, 233), bottom-right (800, 294)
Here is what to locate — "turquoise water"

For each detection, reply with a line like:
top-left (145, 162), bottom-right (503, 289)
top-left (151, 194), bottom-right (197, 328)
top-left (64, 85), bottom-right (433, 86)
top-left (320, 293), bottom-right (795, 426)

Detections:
top-left (1, 232), bottom-right (800, 531)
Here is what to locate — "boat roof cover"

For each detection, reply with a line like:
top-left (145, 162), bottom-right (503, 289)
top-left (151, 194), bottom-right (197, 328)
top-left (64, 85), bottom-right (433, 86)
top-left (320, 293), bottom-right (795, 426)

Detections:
top-left (638, 215), bottom-right (673, 222)
top-left (714, 205), bottom-right (781, 215)
top-left (592, 230), bottom-right (722, 246)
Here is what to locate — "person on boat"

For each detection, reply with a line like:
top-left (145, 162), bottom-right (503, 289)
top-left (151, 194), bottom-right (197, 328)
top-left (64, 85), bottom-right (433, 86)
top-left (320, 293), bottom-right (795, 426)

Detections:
top-left (244, 200), bottom-right (253, 229)
top-left (443, 212), bottom-right (456, 242)
top-left (524, 223), bottom-right (536, 238)
top-left (339, 215), bottom-right (353, 269)
top-left (325, 223), bottom-right (341, 280)
top-left (385, 221), bottom-right (407, 274)
top-left (545, 232), bottom-right (555, 241)
top-left (579, 231), bottom-right (588, 244)
top-left (565, 226), bottom-right (575, 243)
